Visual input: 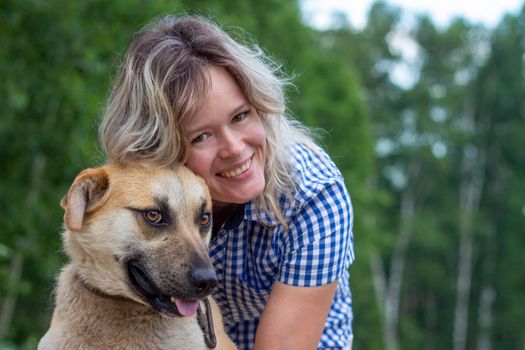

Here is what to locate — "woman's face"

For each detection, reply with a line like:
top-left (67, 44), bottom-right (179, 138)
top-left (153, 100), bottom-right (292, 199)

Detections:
top-left (183, 65), bottom-right (266, 206)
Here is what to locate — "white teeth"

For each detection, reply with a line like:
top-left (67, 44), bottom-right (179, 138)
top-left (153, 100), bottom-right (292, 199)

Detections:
top-left (170, 296), bottom-right (176, 304)
top-left (220, 159), bottom-right (251, 178)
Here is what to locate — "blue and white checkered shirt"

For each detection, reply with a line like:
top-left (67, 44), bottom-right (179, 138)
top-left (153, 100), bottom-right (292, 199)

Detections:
top-left (209, 143), bottom-right (354, 349)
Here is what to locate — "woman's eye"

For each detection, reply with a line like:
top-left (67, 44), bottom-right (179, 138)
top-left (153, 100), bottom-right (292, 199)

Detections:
top-left (144, 210), bottom-right (163, 225)
top-left (232, 112), bottom-right (247, 123)
top-left (191, 133), bottom-right (209, 144)
top-left (200, 213), bottom-right (212, 227)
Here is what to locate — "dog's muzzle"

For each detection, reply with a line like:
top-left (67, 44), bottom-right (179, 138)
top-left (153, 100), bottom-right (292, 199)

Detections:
top-left (189, 267), bottom-right (218, 296)
top-left (126, 260), bottom-right (217, 317)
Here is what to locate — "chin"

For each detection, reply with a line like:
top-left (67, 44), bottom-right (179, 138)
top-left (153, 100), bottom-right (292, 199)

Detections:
top-left (214, 178), bottom-right (265, 204)
top-left (241, 183), bottom-right (265, 203)
top-left (219, 188), bottom-right (264, 204)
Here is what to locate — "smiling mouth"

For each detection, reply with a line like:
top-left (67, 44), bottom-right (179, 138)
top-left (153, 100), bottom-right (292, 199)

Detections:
top-left (218, 157), bottom-right (252, 178)
top-left (126, 260), bottom-right (200, 317)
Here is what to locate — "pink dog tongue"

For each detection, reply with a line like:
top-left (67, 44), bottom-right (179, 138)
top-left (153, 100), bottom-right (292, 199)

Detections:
top-left (173, 298), bottom-right (199, 317)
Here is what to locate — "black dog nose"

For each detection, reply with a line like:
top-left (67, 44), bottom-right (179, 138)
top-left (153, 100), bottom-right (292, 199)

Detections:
top-left (189, 268), bottom-right (217, 296)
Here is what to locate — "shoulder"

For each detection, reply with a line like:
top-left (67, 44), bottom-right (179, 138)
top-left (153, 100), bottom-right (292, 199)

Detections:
top-left (273, 145), bottom-right (355, 286)
top-left (245, 143), bottom-right (351, 227)
top-left (286, 143), bottom-right (348, 214)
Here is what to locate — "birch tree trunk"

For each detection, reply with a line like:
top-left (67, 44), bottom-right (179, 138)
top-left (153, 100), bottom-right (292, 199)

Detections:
top-left (476, 160), bottom-right (503, 350)
top-left (476, 282), bottom-right (496, 350)
top-left (371, 159), bottom-right (421, 350)
top-left (452, 106), bottom-right (486, 350)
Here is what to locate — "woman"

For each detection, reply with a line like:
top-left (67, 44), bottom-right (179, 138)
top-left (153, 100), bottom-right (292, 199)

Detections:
top-left (99, 15), bottom-right (354, 350)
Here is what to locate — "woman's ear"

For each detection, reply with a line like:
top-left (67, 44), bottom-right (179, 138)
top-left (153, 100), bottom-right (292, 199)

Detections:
top-left (61, 167), bottom-right (110, 231)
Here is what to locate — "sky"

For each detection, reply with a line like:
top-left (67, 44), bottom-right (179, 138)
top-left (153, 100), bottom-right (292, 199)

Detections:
top-left (301, 0), bottom-right (523, 88)
top-left (301, 0), bottom-right (524, 30)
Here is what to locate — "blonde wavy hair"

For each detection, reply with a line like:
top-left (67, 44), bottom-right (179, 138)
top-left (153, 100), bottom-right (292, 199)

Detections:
top-left (99, 15), bottom-right (316, 226)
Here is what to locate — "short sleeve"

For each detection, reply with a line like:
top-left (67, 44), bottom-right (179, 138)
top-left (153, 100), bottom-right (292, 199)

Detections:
top-left (276, 180), bottom-right (354, 287)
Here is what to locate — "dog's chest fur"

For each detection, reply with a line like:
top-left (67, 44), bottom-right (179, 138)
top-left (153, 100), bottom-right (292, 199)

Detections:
top-left (39, 265), bottom-right (208, 350)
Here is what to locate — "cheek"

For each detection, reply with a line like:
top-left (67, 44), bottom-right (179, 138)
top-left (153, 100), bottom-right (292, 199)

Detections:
top-left (185, 150), bottom-right (212, 179)
top-left (253, 118), bottom-right (267, 147)
top-left (257, 128), bottom-right (267, 161)
top-left (257, 126), bottom-right (266, 143)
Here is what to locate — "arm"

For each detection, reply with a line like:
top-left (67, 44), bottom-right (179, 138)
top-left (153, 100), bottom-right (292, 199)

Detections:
top-left (254, 281), bottom-right (337, 350)
top-left (254, 177), bottom-right (353, 349)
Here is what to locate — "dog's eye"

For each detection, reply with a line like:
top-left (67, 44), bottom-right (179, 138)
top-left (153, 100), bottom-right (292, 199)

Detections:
top-left (200, 213), bottom-right (211, 227)
top-left (144, 210), bottom-right (163, 225)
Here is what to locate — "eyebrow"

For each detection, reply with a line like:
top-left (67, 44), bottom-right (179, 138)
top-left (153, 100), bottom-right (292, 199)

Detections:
top-left (194, 198), bottom-right (209, 223)
top-left (184, 103), bottom-right (252, 136)
top-left (200, 197), bottom-right (208, 212)
top-left (231, 103), bottom-right (251, 116)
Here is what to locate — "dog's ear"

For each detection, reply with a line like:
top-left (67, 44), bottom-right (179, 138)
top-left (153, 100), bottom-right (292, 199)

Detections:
top-left (61, 167), bottom-right (110, 231)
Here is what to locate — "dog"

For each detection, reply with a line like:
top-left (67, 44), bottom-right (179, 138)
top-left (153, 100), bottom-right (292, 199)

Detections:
top-left (38, 163), bottom-right (237, 350)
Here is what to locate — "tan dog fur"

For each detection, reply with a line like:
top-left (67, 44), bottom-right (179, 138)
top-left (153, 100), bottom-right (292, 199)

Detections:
top-left (38, 164), bottom-right (236, 350)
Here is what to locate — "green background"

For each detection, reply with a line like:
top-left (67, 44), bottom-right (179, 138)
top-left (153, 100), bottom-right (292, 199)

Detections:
top-left (1, 1), bottom-right (524, 349)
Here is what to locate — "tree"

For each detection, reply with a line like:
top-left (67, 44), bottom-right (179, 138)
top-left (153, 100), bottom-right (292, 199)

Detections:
top-left (0, 1), bottom-right (185, 346)
top-left (0, 0), bottom-right (373, 347)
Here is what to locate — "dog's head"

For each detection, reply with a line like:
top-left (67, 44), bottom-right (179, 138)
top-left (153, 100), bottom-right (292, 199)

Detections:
top-left (61, 164), bottom-right (216, 317)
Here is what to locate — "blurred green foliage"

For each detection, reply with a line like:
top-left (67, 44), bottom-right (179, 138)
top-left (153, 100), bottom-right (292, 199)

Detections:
top-left (1, 0), bottom-right (524, 349)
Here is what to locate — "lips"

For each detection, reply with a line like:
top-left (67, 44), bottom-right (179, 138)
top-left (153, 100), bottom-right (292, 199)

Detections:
top-left (217, 156), bottom-right (252, 178)
top-left (126, 260), bottom-right (199, 317)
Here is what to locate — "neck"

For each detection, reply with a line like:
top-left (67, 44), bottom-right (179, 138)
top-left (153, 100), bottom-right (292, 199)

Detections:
top-left (76, 272), bottom-right (132, 304)
top-left (212, 201), bottom-right (237, 234)
top-left (59, 265), bottom-right (155, 318)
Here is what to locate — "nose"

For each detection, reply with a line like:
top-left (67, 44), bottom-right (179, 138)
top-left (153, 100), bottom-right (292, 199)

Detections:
top-left (188, 268), bottom-right (218, 297)
top-left (218, 130), bottom-right (242, 158)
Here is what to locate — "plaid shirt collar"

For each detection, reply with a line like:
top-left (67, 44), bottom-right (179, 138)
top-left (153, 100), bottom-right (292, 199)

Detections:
top-left (244, 200), bottom-right (278, 226)
top-left (221, 199), bottom-right (280, 230)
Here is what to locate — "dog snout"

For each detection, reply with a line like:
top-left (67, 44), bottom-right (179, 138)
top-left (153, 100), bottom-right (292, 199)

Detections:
top-left (189, 268), bottom-right (217, 297)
